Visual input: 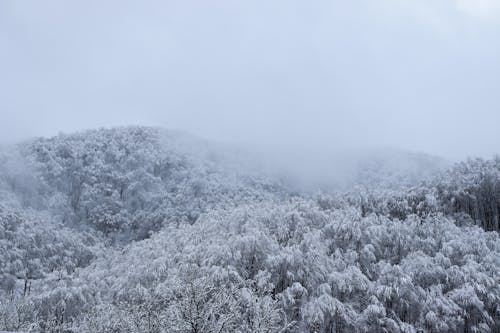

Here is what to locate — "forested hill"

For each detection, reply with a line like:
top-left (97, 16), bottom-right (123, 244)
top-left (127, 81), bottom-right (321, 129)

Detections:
top-left (1, 127), bottom-right (287, 240)
top-left (0, 127), bottom-right (499, 333)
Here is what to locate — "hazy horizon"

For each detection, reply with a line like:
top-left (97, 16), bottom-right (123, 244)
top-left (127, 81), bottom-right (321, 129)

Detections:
top-left (1, 0), bottom-right (500, 159)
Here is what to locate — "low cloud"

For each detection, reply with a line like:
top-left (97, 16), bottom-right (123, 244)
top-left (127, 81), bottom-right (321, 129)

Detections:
top-left (0, 0), bottom-right (499, 159)
top-left (457, 0), bottom-right (500, 17)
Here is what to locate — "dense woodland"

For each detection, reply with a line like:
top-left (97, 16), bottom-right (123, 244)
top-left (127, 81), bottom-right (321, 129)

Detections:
top-left (0, 127), bottom-right (499, 333)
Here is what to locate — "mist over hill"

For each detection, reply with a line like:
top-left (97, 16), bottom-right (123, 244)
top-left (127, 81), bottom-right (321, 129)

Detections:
top-left (0, 127), bottom-right (499, 333)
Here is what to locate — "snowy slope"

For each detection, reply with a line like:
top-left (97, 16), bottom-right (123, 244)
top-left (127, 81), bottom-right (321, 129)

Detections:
top-left (0, 127), bottom-right (499, 333)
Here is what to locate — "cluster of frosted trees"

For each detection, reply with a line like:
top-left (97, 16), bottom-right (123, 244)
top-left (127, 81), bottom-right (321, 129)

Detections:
top-left (0, 127), bottom-right (499, 332)
top-left (337, 157), bottom-right (500, 233)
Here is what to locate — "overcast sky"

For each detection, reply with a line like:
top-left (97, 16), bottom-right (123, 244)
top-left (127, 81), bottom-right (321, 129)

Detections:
top-left (1, 0), bottom-right (499, 159)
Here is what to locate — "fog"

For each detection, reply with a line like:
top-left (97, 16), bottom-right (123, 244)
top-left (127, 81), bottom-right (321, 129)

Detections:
top-left (1, 0), bottom-right (499, 159)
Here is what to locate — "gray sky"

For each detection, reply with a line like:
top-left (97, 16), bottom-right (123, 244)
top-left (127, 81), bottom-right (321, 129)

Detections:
top-left (1, 0), bottom-right (499, 159)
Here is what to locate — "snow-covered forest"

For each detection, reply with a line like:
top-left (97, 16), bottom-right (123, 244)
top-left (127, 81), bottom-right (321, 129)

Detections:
top-left (0, 127), bottom-right (499, 333)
